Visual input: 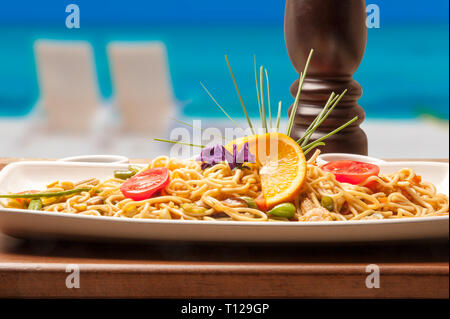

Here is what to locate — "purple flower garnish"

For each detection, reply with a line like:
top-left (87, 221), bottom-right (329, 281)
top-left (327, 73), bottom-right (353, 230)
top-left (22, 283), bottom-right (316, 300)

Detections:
top-left (197, 143), bottom-right (256, 170)
top-left (197, 144), bottom-right (232, 170)
top-left (234, 142), bottom-right (256, 166)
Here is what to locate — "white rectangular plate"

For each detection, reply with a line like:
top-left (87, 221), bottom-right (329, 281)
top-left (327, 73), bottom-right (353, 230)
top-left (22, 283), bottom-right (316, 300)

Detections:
top-left (0, 160), bottom-right (448, 243)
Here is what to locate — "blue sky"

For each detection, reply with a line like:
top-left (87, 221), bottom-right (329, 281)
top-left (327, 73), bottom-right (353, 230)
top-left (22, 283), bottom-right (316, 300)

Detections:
top-left (0, 0), bottom-right (448, 25)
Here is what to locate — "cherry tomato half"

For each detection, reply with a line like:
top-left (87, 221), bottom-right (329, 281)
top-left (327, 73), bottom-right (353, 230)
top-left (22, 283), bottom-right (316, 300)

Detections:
top-left (120, 167), bottom-right (170, 201)
top-left (255, 193), bottom-right (268, 212)
top-left (322, 160), bottom-right (380, 185)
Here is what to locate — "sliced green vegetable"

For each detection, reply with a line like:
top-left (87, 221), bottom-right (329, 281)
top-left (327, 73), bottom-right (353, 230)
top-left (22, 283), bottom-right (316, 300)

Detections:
top-left (268, 203), bottom-right (296, 218)
top-left (114, 170), bottom-right (136, 180)
top-left (0, 188), bottom-right (91, 199)
top-left (128, 165), bottom-right (143, 174)
top-left (114, 165), bottom-right (143, 180)
top-left (181, 203), bottom-right (208, 215)
top-left (321, 196), bottom-right (334, 212)
top-left (28, 199), bottom-right (42, 211)
top-left (241, 197), bottom-right (258, 209)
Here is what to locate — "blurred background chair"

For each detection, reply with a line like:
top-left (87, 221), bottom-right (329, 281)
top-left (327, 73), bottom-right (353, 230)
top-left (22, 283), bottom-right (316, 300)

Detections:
top-left (7, 40), bottom-right (105, 158)
top-left (107, 41), bottom-right (175, 134)
top-left (34, 40), bottom-right (100, 132)
top-left (0, 1), bottom-right (448, 159)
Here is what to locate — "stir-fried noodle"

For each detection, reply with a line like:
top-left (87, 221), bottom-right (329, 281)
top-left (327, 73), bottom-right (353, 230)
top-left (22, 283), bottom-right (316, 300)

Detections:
top-left (3, 153), bottom-right (448, 222)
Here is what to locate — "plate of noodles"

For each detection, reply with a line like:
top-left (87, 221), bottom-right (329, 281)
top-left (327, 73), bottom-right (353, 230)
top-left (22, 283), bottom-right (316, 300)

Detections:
top-left (0, 50), bottom-right (448, 242)
top-left (0, 150), bottom-right (448, 243)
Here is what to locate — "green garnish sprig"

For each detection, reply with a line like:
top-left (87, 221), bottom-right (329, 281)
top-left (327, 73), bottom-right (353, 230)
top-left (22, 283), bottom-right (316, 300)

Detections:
top-left (225, 55), bottom-right (255, 135)
top-left (156, 48), bottom-right (359, 156)
top-left (154, 138), bottom-right (205, 148)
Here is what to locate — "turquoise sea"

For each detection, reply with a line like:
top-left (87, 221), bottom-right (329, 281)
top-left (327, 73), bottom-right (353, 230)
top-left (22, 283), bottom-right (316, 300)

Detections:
top-left (0, 24), bottom-right (448, 119)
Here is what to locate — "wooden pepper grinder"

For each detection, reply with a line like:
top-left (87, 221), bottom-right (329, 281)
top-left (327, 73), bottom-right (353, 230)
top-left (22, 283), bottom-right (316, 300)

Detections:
top-left (285, 0), bottom-right (368, 155)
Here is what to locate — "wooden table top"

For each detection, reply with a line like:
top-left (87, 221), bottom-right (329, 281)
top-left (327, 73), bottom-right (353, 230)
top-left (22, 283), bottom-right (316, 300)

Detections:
top-left (0, 158), bottom-right (448, 299)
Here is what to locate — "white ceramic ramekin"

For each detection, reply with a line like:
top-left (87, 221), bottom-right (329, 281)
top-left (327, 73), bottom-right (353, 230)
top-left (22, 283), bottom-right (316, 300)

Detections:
top-left (316, 153), bottom-right (386, 166)
top-left (58, 155), bottom-right (129, 164)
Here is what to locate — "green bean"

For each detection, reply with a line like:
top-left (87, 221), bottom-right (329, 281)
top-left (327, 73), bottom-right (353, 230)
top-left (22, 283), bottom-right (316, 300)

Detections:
top-left (114, 170), bottom-right (136, 180)
top-left (268, 203), bottom-right (296, 218)
top-left (241, 197), bottom-right (258, 209)
top-left (321, 196), bottom-right (334, 211)
top-left (28, 199), bottom-right (42, 211)
top-left (0, 188), bottom-right (91, 199)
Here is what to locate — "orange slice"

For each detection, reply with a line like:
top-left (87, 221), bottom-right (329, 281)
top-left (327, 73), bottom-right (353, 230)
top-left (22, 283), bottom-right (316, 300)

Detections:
top-left (226, 133), bottom-right (307, 209)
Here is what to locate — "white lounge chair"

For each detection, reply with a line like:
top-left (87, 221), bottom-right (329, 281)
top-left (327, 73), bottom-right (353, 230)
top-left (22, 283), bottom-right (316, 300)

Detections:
top-left (107, 41), bottom-right (175, 134)
top-left (34, 40), bottom-right (100, 132)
